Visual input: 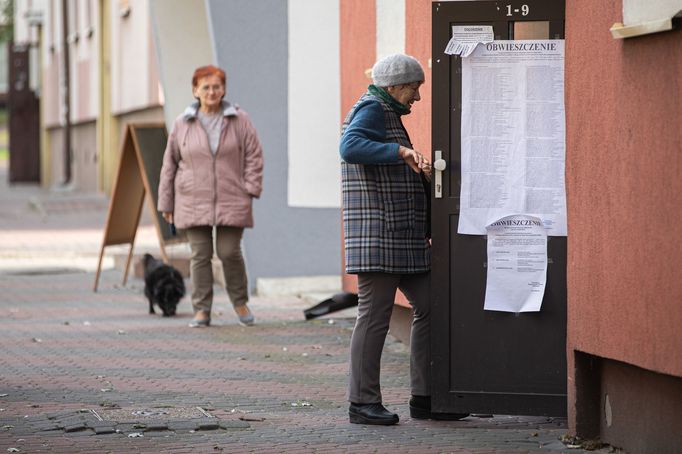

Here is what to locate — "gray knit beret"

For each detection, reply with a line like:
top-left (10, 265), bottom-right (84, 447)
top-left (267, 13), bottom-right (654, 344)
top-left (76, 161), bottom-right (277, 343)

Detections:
top-left (371, 54), bottom-right (425, 87)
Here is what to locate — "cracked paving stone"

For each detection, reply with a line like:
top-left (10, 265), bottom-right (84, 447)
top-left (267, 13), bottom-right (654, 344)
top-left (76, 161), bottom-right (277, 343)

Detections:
top-left (114, 424), bottom-right (141, 433)
top-left (219, 420), bottom-right (250, 429)
top-left (197, 422), bottom-right (220, 431)
top-left (143, 423), bottom-right (169, 432)
top-left (46, 411), bottom-right (75, 419)
top-left (64, 423), bottom-right (88, 433)
top-left (166, 421), bottom-right (201, 432)
top-left (65, 428), bottom-right (95, 437)
top-left (35, 423), bottom-right (61, 432)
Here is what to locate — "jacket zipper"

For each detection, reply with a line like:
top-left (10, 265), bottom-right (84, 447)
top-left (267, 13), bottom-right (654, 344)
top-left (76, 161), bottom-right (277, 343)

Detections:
top-left (196, 120), bottom-right (217, 225)
top-left (209, 126), bottom-right (217, 226)
top-left (213, 117), bottom-right (229, 225)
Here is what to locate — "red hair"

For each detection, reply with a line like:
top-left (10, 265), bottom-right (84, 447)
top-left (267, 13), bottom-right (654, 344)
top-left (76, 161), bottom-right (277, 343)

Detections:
top-left (191, 65), bottom-right (226, 87)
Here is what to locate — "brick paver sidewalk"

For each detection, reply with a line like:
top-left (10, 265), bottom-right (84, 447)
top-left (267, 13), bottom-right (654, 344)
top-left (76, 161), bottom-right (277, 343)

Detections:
top-left (0, 269), bottom-right (605, 454)
top-left (0, 161), bottom-right (610, 453)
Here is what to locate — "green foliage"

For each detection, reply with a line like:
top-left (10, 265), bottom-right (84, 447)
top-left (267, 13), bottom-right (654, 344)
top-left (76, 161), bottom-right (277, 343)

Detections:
top-left (0, 0), bottom-right (13, 44)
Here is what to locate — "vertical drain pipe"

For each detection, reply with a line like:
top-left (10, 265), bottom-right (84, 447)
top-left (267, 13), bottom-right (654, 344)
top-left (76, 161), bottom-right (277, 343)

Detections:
top-left (61, 0), bottom-right (72, 184)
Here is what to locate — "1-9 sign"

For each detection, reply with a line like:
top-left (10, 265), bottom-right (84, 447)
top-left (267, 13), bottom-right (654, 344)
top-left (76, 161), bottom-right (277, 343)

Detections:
top-left (506, 4), bottom-right (530, 16)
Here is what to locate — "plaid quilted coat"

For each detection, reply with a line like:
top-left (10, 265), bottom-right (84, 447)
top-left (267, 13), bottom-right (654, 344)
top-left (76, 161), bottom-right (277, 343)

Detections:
top-left (340, 94), bottom-right (430, 274)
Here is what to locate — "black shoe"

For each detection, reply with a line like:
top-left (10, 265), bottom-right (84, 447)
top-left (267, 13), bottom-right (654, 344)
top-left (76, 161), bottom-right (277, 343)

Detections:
top-left (409, 395), bottom-right (469, 421)
top-left (349, 402), bottom-right (399, 425)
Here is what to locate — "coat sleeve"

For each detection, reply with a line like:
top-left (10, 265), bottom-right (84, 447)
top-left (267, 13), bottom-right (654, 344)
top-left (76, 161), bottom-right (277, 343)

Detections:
top-left (340, 100), bottom-right (400, 164)
top-left (240, 112), bottom-right (264, 198)
top-left (157, 120), bottom-right (181, 213)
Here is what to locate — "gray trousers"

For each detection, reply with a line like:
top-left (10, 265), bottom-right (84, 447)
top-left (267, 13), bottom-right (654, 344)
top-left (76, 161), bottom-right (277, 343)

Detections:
top-left (348, 272), bottom-right (431, 404)
top-left (185, 226), bottom-right (249, 314)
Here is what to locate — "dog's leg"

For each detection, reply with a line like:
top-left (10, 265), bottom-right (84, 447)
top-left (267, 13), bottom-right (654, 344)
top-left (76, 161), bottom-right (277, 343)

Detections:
top-left (149, 299), bottom-right (156, 314)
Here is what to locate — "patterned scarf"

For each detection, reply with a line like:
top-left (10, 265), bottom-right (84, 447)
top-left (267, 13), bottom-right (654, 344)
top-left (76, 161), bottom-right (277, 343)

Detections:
top-left (367, 84), bottom-right (411, 116)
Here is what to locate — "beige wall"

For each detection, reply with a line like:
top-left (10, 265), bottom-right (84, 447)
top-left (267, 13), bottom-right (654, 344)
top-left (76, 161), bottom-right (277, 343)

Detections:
top-left (116, 106), bottom-right (164, 130)
top-left (14, 0), bottom-right (163, 190)
top-left (46, 127), bottom-right (64, 186)
top-left (110, 0), bottom-right (162, 115)
top-left (72, 0), bottom-right (100, 123)
top-left (41, 3), bottom-right (64, 128)
top-left (71, 121), bottom-right (98, 191)
top-left (42, 54), bottom-right (60, 128)
top-left (37, 0), bottom-right (100, 125)
top-left (287, 0), bottom-right (341, 208)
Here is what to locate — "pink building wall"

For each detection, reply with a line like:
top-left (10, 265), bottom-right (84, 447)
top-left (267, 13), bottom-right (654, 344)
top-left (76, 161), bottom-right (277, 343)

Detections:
top-left (565, 0), bottom-right (682, 448)
top-left (340, 0), bottom-right (375, 297)
top-left (404, 0), bottom-right (432, 157)
top-left (340, 4), bottom-right (682, 448)
top-left (340, 0), bottom-right (433, 309)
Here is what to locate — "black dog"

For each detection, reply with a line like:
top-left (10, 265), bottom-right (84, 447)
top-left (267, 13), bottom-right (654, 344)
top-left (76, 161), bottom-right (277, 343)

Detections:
top-left (143, 253), bottom-right (186, 316)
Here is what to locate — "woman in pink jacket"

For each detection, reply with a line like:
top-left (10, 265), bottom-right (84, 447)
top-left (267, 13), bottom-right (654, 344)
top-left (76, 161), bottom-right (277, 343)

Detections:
top-left (158, 65), bottom-right (264, 328)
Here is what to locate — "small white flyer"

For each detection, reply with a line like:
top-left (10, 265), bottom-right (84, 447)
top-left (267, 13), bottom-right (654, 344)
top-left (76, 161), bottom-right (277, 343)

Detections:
top-left (444, 25), bottom-right (494, 57)
top-left (484, 214), bottom-right (548, 313)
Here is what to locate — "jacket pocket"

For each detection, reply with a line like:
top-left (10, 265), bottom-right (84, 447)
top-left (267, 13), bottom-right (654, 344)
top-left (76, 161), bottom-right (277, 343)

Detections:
top-left (176, 169), bottom-right (191, 195)
top-left (384, 197), bottom-right (414, 233)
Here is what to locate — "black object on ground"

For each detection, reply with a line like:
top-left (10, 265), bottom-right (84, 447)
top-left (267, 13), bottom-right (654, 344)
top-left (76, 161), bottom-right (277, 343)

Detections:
top-left (304, 292), bottom-right (358, 320)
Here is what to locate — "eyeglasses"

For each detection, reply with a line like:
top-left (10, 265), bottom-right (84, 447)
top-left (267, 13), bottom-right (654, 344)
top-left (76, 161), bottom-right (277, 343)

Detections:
top-left (197, 84), bottom-right (224, 93)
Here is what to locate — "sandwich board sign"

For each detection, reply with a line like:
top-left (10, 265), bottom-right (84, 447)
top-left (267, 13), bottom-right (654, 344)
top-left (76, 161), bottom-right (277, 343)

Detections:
top-left (93, 123), bottom-right (186, 291)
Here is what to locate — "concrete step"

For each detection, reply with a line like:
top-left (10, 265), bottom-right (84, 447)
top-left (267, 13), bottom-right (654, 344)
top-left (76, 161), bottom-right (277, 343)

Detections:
top-left (255, 275), bottom-right (341, 298)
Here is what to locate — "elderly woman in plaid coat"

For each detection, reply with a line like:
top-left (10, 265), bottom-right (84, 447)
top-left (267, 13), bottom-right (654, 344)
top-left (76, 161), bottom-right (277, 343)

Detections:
top-left (340, 54), bottom-right (467, 425)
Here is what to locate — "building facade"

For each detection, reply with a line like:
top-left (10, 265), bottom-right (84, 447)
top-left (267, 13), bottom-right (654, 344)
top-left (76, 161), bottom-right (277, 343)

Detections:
top-left (565, 1), bottom-right (682, 452)
top-left (13, 0), bottom-right (682, 451)
top-left (13, 0), bottom-right (342, 288)
top-left (338, 1), bottom-right (682, 452)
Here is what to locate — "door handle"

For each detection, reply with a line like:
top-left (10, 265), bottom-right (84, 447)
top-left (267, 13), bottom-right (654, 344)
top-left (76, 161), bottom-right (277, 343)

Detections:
top-left (434, 150), bottom-right (446, 199)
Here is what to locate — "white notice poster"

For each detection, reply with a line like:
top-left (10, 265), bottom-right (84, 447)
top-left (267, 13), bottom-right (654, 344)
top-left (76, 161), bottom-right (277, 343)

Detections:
top-left (458, 40), bottom-right (567, 236)
top-left (444, 25), bottom-right (494, 57)
top-left (484, 215), bottom-right (547, 313)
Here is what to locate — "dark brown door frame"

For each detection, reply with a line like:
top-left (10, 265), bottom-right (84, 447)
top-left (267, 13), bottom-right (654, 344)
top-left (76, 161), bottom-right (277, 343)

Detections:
top-left (431, 0), bottom-right (567, 417)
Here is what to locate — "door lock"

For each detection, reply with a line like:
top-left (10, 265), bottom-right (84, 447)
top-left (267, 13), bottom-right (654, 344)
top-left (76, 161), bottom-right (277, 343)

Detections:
top-left (434, 150), bottom-right (446, 199)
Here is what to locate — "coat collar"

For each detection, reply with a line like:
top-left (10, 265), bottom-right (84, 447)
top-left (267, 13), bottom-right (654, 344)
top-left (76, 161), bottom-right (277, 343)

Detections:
top-left (183, 100), bottom-right (238, 120)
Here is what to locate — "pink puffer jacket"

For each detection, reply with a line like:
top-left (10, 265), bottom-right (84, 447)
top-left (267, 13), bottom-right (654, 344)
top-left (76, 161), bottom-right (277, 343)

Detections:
top-left (157, 102), bottom-right (264, 229)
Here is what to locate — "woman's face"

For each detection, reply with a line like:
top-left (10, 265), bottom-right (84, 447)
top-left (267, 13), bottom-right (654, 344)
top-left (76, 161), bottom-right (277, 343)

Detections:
top-left (193, 74), bottom-right (225, 110)
top-left (387, 81), bottom-right (423, 108)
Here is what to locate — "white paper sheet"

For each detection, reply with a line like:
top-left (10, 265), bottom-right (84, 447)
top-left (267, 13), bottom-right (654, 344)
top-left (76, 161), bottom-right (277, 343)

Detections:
top-left (458, 40), bottom-right (567, 236)
top-left (444, 25), bottom-right (494, 57)
top-left (484, 215), bottom-right (547, 313)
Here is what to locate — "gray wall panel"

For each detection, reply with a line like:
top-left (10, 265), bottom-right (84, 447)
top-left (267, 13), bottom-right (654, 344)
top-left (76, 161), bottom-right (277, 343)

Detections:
top-left (206, 0), bottom-right (341, 286)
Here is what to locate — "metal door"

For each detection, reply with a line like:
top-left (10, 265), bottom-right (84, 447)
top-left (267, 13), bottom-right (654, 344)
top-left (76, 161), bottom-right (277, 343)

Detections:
top-left (431, 0), bottom-right (567, 416)
top-left (8, 42), bottom-right (41, 183)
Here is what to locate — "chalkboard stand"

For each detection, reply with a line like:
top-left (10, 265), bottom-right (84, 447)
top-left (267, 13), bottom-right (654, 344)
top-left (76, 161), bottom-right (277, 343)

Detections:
top-left (94, 123), bottom-right (186, 292)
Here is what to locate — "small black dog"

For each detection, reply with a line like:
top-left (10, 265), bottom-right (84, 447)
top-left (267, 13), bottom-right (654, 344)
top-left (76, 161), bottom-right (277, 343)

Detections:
top-left (143, 253), bottom-right (186, 316)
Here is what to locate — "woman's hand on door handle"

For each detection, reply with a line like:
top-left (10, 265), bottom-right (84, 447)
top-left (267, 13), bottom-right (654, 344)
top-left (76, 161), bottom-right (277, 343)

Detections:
top-left (399, 146), bottom-right (431, 179)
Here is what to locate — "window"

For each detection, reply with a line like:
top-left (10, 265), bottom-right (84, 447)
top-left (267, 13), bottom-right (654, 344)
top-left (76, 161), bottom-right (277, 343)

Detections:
top-left (511, 21), bottom-right (549, 40)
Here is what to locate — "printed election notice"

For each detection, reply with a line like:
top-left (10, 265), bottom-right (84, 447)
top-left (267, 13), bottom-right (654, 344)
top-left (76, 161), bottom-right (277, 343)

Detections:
top-left (458, 40), bottom-right (567, 236)
top-left (484, 215), bottom-right (547, 312)
top-left (444, 26), bottom-right (494, 57)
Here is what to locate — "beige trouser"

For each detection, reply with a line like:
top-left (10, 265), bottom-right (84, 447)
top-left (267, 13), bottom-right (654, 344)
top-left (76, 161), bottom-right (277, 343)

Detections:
top-left (348, 272), bottom-right (431, 404)
top-left (185, 226), bottom-right (249, 315)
